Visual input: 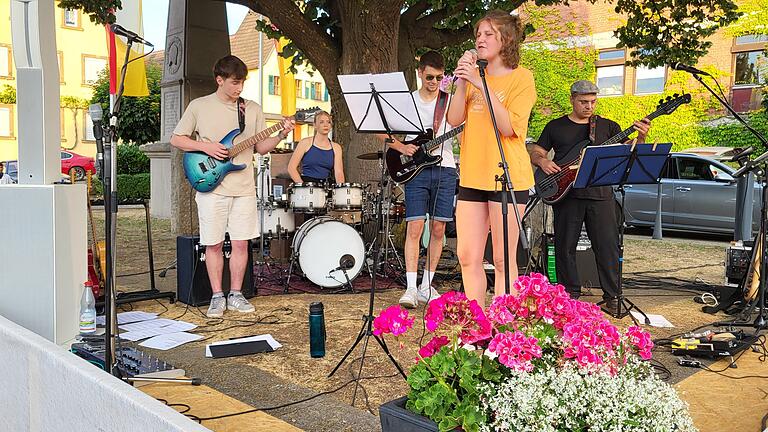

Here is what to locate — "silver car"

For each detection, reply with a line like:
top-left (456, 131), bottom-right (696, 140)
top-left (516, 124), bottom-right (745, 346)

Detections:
top-left (619, 152), bottom-right (763, 235)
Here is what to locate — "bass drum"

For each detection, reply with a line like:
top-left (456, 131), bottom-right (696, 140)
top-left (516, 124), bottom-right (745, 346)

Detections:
top-left (291, 216), bottom-right (366, 287)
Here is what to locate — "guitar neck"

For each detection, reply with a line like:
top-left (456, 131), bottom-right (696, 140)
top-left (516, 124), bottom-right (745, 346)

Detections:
top-left (228, 123), bottom-right (284, 157)
top-left (601, 108), bottom-right (664, 146)
top-left (424, 125), bottom-right (464, 153)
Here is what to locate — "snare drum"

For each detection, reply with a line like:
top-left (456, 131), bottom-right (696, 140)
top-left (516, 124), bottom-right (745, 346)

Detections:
top-left (330, 183), bottom-right (365, 210)
top-left (258, 201), bottom-right (295, 238)
top-left (288, 182), bottom-right (327, 213)
top-left (291, 216), bottom-right (365, 287)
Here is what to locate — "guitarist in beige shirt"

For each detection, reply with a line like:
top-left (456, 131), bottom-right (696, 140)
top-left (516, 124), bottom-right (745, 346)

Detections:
top-left (529, 80), bottom-right (650, 315)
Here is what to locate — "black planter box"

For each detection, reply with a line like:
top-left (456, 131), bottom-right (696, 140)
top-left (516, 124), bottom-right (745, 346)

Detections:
top-left (379, 396), bottom-right (439, 432)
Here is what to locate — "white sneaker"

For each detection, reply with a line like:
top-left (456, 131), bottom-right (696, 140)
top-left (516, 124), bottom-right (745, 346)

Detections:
top-left (399, 286), bottom-right (419, 309)
top-left (207, 295), bottom-right (226, 318)
top-left (417, 285), bottom-right (441, 304)
top-left (227, 292), bottom-right (255, 313)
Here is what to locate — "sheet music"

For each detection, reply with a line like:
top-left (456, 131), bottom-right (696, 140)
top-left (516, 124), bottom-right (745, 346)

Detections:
top-left (338, 72), bottom-right (423, 134)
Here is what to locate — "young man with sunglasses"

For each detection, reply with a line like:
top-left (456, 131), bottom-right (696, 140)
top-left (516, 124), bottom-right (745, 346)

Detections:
top-left (385, 50), bottom-right (457, 308)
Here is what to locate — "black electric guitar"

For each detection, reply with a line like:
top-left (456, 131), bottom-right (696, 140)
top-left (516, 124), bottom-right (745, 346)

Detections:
top-left (534, 93), bottom-right (691, 204)
top-left (385, 125), bottom-right (464, 184)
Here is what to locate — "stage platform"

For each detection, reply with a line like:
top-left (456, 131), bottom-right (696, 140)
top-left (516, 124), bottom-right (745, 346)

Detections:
top-left (140, 381), bottom-right (303, 431)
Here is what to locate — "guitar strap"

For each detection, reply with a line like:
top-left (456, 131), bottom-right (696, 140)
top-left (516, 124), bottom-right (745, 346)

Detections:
top-left (589, 115), bottom-right (597, 145)
top-left (432, 90), bottom-right (449, 138)
top-left (237, 97), bottom-right (246, 132)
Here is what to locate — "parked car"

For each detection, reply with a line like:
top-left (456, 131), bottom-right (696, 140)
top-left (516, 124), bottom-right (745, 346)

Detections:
top-left (2, 160), bottom-right (18, 183)
top-left (60, 150), bottom-right (95, 180)
top-left (619, 152), bottom-right (763, 235)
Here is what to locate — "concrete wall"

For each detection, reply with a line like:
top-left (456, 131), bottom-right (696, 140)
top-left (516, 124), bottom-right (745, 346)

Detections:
top-left (0, 314), bottom-right (209, 432)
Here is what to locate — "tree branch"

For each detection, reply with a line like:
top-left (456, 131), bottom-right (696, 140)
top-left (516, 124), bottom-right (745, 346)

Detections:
top-left (227, 0), bottom-right (342, 78)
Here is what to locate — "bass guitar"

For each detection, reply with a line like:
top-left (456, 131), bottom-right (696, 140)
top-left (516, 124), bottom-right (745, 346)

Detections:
top-left (183, 107), bottom-right (319, 193)
top-left (385, 125), bottom-right (464, 184)
top-left (534, 93), bottom-right (691, 205)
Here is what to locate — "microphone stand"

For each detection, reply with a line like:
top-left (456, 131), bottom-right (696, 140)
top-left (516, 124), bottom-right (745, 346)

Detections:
top-left (476, 60), bottom-right (528, 294)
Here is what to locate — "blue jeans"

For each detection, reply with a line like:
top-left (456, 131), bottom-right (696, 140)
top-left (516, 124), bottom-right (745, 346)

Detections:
top-left (404, 166), bottom-right (457, 222)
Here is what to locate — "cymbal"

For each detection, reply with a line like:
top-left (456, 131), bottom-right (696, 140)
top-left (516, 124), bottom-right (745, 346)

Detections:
top-left (357, 151), bottom-right (384, 160)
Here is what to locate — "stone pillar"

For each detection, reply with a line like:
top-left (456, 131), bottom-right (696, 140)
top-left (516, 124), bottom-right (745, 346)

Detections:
top-left (139, 142), bottom-right (171, 219)
top-left (161, 0), bottom-right (230, 235)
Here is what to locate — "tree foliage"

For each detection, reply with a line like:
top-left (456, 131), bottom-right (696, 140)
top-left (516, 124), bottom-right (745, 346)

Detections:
top-left (90, 63), bottom-right (162, 145)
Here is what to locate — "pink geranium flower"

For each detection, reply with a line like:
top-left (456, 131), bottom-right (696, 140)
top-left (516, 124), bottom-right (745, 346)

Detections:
top-left (488, 331), bottom-right (542, 372)
top-left (373, 305), bottom-right (414, 336)
top-left (418, 335), bottom-right (450, 359)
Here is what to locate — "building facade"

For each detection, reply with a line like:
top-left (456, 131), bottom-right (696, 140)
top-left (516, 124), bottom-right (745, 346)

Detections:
top-left (0, 0), bottom-right (108, 161)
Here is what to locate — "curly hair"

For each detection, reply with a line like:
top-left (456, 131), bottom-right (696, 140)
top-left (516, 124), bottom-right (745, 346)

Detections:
top-left (474, 10), bottom-right (524, 70)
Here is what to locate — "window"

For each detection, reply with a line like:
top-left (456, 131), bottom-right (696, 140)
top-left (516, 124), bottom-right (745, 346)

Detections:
top-left (82, 55), bottom-right (107, 86)
top-left (596, 49), bottom-right (625, 96)
top-left (304, 81), bottom-right (311, 99)
top-left (62, 8), bottom-right (81, 29)
top-left (0, 44), bottom-right (12, 78)
top-left (323, 87), bottom-right (329, 102)
top-left (295, 79), bottom-right (303, 99)
top-left (61, 151), bottom-right (73, 160)
top-left (60, 109), bottom-right (66, 140)
top-left (0, 105), bottom-right (14, 138)
top-left (268, 75), bottom-right (281, 96)
top-left (84, 112), bottom-right (95, 141)
top-left (676, 158), bottom-right (714, 181)
top-left (634, 66), bottom-right (666, 94)
top-left (57, 51), bottom-right (65, 83)
top-left (312, 83), bottom-right (323, 101)
top-left (732, 34), bottom-right (768, 87)
top-left (310, 82), bottom-right (317, 100)
top-left (734, 51), bottom-right (767, 86)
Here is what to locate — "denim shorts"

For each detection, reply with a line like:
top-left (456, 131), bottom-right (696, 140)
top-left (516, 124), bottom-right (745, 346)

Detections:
top-left (404, 166), bottom-right (458, 222)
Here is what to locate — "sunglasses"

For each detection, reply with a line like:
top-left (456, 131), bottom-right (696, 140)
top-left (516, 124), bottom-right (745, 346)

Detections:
top-left (425, 74), bottom-right (444, 82)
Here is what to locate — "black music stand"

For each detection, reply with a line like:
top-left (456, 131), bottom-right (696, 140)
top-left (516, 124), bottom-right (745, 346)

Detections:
top-left (328, 72), bottom-right (422, 404)
top-left (574, 142), bottom-right (672, 323)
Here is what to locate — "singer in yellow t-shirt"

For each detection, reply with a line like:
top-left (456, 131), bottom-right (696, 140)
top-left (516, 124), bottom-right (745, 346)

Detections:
top-left (448, 10), bottom-right (536, 307)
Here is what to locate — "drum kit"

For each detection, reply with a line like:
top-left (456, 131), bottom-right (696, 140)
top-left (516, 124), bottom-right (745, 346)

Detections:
top-left (254, 151), bottom-right (406, 290)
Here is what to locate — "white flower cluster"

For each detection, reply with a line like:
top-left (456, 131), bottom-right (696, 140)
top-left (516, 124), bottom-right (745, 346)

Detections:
top-left (479, 362), bottom-right (698, 432)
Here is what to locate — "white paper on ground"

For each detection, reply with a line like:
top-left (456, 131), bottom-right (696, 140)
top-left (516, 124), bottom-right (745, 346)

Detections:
top-left (139, 332), bottom-right (203, 350)
top-left (118, 319), bottom-right (197, 341)
top-left (631, 311), bottom-right (674, 328)
top-left (205, 334), bottom-right (282, 358)
top-left (96, 311), bottom-right (158, 326)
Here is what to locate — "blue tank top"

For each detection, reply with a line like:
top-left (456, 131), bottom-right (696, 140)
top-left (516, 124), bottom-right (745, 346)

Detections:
top-left (301, 142), bottom-right (334, 180)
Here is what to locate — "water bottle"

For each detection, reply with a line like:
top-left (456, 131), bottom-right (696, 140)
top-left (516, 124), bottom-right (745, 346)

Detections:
top-left (79, 281), bottom-right (97, 335)
top-left (309, 302), bottom-right (326, 358)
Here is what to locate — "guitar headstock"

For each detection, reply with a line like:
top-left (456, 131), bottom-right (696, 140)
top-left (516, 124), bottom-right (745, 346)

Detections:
top-left (295, 107), bottom-right (323, 124)
top-left (656, 93), bottom-right (692, 115)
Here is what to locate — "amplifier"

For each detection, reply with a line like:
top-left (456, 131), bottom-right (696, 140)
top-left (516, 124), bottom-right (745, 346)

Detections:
top-left (725, 241), bottom-right (753, 287)
top-left (176, 235), bottom-right (254, 306)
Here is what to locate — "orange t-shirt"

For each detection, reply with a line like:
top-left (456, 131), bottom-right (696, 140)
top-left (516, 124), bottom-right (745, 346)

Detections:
top-left (459, 66), bottom-right (536, 191)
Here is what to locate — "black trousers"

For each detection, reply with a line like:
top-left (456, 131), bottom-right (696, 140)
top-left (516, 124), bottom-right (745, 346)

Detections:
top-left (552, 198), bottom-right (619, 300)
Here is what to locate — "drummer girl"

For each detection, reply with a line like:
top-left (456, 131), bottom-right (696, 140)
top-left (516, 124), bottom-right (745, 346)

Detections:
top-left (287, 110), bottom-right (345, 185)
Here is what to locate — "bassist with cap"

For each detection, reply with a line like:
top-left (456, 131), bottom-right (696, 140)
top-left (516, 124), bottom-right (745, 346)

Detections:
top-left (530, 80), bottom-right (651, 314)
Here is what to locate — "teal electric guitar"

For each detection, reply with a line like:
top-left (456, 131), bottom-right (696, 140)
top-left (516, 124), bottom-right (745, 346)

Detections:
top-left (183, 107), bottom-right (319, 192)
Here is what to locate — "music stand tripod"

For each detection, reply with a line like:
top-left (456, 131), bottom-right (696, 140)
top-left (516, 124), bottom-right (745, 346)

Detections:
top-left (328, 73), bottom-right (424, 402)
top-left (574, 142), bottom-right (672, 324)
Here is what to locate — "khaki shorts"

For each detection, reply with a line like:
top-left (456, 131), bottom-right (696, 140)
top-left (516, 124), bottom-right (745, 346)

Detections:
top-left (195, 192), bottom-right (258, 245)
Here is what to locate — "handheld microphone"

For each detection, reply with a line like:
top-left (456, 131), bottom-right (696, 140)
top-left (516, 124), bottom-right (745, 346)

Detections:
top-left (453, 49), bottom-right (479, 83)
top-left (670, 62), bottom-right (709, 76)
top-left (88, 104), bottom-right (105, 178)
top-left (110, 24), bottom-right (154, 47)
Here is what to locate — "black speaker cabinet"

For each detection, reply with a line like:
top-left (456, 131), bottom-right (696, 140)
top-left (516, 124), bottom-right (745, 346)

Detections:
top-left (575, 237), bottom-right (600, 288)
top-left (484, 232), bottom-right (530, 289)
top-left (176, 235), bottom-right (254, 306)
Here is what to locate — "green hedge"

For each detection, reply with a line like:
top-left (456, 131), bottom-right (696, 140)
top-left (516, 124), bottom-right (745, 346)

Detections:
top-left (92, 173), bottom-right (150, 204)
top-left (117, 144), bottom-right (150, 175)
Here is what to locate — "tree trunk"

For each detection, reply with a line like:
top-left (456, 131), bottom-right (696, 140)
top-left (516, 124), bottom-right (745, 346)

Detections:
top-left (333, 1), bottom-right (402, 183)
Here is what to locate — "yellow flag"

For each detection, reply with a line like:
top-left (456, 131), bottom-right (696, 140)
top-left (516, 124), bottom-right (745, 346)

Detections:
top-left (108, 0), bottom-right (149, 97)
top-left (277, 38), bottom-right (296, 117)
